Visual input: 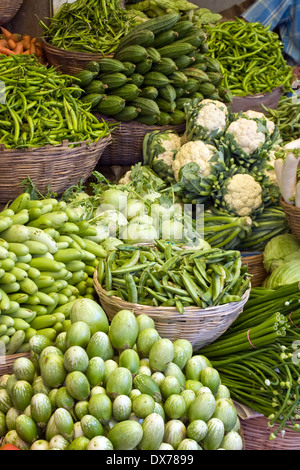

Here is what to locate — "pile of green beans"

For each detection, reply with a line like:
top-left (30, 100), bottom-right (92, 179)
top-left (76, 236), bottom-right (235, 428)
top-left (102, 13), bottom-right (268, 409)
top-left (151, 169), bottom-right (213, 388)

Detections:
top-left (0, 55), bottom-right (110, 149)
top-left (199, 282), bottom-right (300, 439)
top-left (206, 18), bottom-right (293, 96)
top-left (0, 191), bottom-right (108, 355)
top-left (263, 94), bottom-right (300, 144)
top-left (41, 0), bottom-right (134, 54)
top-left (97, 240), bottom-right (250, 312)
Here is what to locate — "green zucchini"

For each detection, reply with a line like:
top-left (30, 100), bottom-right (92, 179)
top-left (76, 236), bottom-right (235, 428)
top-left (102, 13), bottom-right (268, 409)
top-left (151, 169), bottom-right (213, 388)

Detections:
top-left (182, 67), bottom-right (209, 82)
top-left (206, 71), bottom-right (223, 86)
top-left (174, 55), bottom-right (195, 70)
top-left (146, 47), bottom-right (161, 64)
top-left (80, 93), bottom-right (105, 108)
top-left (130, 12), bottom-right (181, 36)
top-left (98, 58), bottom-right (125, 74)
top-left (114, 45), bottom-right (148, 64)
top-left (152, 30), bottom-right (179, 48)
top-left (94, 95), bottom-right (126, 116)
top-left (183, 78), bottom-right (200, 95)
top-left (99, 72), bottom-right (128, 90)
top-left (135, 58), bottom-right (153, 75)
top-left (85, 61), bottom-right (100, 75)
top-left (116, 29), bottom-right (155, 52)
top-left (158, 112), bottom-right (172, 125)
top-left (109, 83), bottom-right (141, 101)
top-left (197, 82), bottom-right (217, 96)
top-left (74, 70), bottom-right (95, 88)
top-left (158, 84), bottom-right (177, 102)
top-left (114, 106), bottom-right (139, 122)
top-left (204, 57), bottom-right (221, 72)
top-left (169, 71), bottom-right (188, 88)
top-left (151, 57), bottom-right (178, 75)
top-left (122, 62), bottom-right (136, 76)
top-left (139, 86), bottom-right (159, 100)
top-left (156, 97), bottom-right (176, 113)
top-left (143, 71), bottom-right (170, 88)
top-left (173, 20), bottom-right (194, 39)
top-left (170, 109), bottom-right (186, 125)
top-left (157, 42), bottom-right (196, 59)
top-left (84, 80), bottom-right (107, 95)
top-left (128, 97), bottom-right (160, 117)
top-left (129, 73), bottom-right (144, 87)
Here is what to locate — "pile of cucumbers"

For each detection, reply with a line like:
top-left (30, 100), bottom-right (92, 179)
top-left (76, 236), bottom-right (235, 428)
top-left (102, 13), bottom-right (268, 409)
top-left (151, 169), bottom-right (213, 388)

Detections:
top-left (74, 13), bottom-right (230, 126)
top-left (0, 192), bottom-right (108, 355)
top-left (0, 309), bottom-right (243, 450)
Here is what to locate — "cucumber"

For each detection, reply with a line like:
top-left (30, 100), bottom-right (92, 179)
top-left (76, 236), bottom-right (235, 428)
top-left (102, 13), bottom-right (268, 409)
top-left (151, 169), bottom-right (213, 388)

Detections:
top-left (74, 70), bottom-right (95, 88)
top-left (122, 62), bottom-right (136, 76)
top-left (129, 73), bottom-right (144, 87)
top-left (156, 99), bottom-right (176, 116)
top-left (85, 61), bottom-right (100, 75)
top-left (80, 93), bottom-right (105, 108)
top-left (157, 112), bottom-right (171, 126)
top-left (174, 55), bottom-right (195, 70)
top-left (173, 20), bottom-right (194, 39)
top-left (158, 84), bottom-right (177, 102)
top-left (157, 42), bottom-right (196, 59)
top-left (146, 47), bottom-right (161, 64)
top-left (135, 115), bottom-right (160, 125)
top-left (94, 95), bottom-right (126, 116)
top-left (169, 71), bottom-right (188, 88)
top-left (170, 110), bottom-right (186, 126)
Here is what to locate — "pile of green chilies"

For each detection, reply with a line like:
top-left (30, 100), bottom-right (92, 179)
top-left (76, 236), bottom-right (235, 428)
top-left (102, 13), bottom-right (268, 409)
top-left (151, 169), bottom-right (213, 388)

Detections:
top-left (97, 240), bottom-right (251, 312)
top-left (263, 94), bottom-right (300, 144)
top-left (41, 0), bottom-right (135, 54)
top-left (206, 18), bottom-right (293, 96)
top-left (0, 55), bottom-right (111, 149)
top-left (199, 281), bottom-right (300, 439)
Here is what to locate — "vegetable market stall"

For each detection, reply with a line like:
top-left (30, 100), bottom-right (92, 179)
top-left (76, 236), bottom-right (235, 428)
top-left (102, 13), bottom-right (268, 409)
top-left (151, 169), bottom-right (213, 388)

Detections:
top-left (0, 0), bottom-right (300, 452)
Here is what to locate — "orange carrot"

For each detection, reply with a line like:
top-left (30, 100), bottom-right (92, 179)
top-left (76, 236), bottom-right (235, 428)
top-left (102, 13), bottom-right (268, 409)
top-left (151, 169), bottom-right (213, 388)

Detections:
top-left (21, 39), bottom-right (30, 50)
top-left (23, 49), bottom-right (30, 55)
top-left (30, 38), bottom-right (36, 55)
top-left (7, 38), bottom-right (17, 50)
top-left (34, 42), bottom-right (43, 57)
top-left (0, 39), bottom-right (8, 48)
top-left (0, 46), bottom-right (16, 55)
top-left (22, 34), bottom-right (31, 43)
top-left (0, 27), bottom-right (12, 39)
top-left (14, 42), bottom-right (23, 54)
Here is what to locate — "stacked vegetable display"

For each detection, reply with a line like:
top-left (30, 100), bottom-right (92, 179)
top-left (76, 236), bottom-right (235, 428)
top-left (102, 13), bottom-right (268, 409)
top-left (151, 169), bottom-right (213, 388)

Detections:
top-left (205, 18), bottom-right (294, 96)
top-left (74, 13), bottom-right (231, 126)
top-left (0, 191), bottom-right (112, 354)
top-left (141, 99), bottom-right (289, 251)
top-left (0, 308), bottom-right (243, 450)
top-left (97, 241), bottom-right (250, 311)
top-left (0, 55), bottom-right (110, 149)
top-left (0, 27), bottom-right (43, 58)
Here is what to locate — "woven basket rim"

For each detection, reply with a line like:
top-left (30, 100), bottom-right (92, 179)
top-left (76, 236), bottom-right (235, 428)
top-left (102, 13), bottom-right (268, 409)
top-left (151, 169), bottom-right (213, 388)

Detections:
top-left (41, 38), bottom-right (114, 59)
top-left (93, 268), bottom-right (251, 317)
top-left (0, 134), bottom-right (112, 155)
top-left (280, 196), bottom-right (300, 214)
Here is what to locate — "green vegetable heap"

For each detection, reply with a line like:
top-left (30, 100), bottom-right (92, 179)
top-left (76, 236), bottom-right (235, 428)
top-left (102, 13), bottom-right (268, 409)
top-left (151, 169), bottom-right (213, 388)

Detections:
top-left (0, 308), bottom-right (243, 450)
top-left (206, 18), bottom-right (294, 96)
top-left (0, 55), bottom-right (110, 149)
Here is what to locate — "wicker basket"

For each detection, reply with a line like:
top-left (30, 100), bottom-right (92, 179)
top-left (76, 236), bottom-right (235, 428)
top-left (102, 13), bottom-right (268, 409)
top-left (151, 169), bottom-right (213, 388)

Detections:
top-left (41, 39), bottom-right (113, 75)
top-left (0, 135), bottom-right (112, 205)
top-left (0, 0), bottom-right (23, 24)
top-left (93, 114), bottom-right (186, 167)
top-left (241, 415), bottom-right (300, 450)
top-left (93, 270), bottom-right (250, 351)
top-left (241, 252), bottom-right (268, 288)
top-left (0, 352), bottom-right (30, 376)
top-left (231, 86), bottom-right (283, 114)
top-left (280, 197), bottom-right (300, 241)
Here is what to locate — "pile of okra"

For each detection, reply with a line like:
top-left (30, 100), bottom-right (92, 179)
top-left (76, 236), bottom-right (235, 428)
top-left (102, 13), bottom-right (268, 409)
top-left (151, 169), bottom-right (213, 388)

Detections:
top-left (97, 241), bottom-right (250, 313)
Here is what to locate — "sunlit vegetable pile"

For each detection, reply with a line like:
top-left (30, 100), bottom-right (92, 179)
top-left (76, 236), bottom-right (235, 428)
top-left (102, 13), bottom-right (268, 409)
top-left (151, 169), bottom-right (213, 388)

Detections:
top-left (0, 307), bottom-right (243, 450)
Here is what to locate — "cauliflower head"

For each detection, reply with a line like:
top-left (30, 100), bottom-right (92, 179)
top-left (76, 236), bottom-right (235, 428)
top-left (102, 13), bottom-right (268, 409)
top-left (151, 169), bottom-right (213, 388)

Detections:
top-left (185, 99), bottom-right (229, 141)
top-left (152, 132), bottom-right (182, 168)
top-left (223, 173), bottom-right (263, 217)
top-left (195, 99), bottom-right (228, 134)
top-left (172, 140), bottom-right (218, 182)
top-left (225, 117), bottom-right (266, 155)
top-left (242, 110), bottom-right (275, 135)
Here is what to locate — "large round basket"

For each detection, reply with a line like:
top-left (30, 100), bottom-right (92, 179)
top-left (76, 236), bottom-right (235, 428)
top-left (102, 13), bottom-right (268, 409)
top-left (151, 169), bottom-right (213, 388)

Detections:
top-left (0, 0), bottom-right (23, 24)
top-left (241, 415), bottom-right (300, 450)
top-left (0, 135), bottom-right (112, 205)
top-left (241, 252), bottom-right (267, 288)
top-left (231, 86), bottom-right (283, 114)
top-left (41, 39), bottom-right (113, 75)
top-left (94, 114), bottom-right (186, 167)
top-left (280, 197), bottom-right (300, 241)
top-left (0, 352), bottom-right (30, 377)
top-left (93, 270), bottom-right (250, 351)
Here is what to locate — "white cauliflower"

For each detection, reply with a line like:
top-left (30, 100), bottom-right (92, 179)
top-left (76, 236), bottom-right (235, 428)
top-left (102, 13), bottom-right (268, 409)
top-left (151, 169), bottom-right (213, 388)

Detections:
top-left (155, 133), bottom-right (182, 165)
top-left (226, 117), bottom-right (266, 155)
top-left (195, 99), bottom-right (229, 135)
top-left (223, 173), bottom-right (263, 217)
top-left (172, 140), bottom-right (218, 182)
top-left (242, 110), bottom-right (275, 135)
top-left (147, 131), bottom-right (182, 182)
